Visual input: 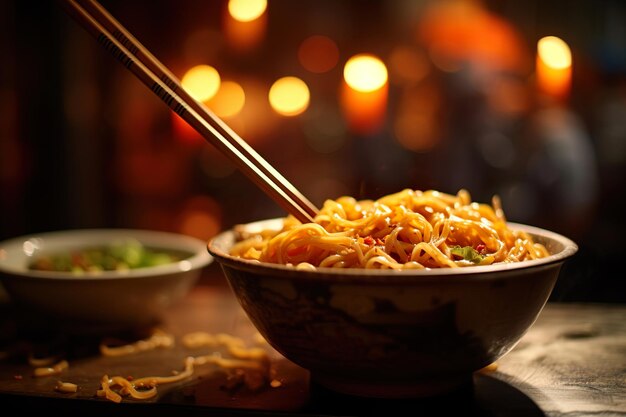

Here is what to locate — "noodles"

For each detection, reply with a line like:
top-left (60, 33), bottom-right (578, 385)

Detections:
top-left (230, 189), bottom-right (550, 269)
top-left (182, 332), bottom-right (268, 360)
top-left (11, 328), bottom-right (279, 403)
top-left (33, 359), bottom-right (69, 377)
top-left (100, 329), bottom-right (174, 357)
top-left (95, 331), bottom-right (278, 403)
top-left (97, 357), bottom-right (194, 401)
top-left (55, 380), bottom-right (78, 393)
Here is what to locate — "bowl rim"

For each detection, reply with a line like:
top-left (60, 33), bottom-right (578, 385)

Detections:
top-left (208, 218), bottom-right (578, 283)
top-left (0, 228), bottom-right (213, 281)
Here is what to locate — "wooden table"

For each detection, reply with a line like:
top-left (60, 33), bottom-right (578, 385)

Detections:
top-left (1, 271), bottom-right (624, 416)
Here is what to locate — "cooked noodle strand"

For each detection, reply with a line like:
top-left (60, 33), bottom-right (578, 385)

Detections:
top-left (230, 189), bottom-right (549, 269)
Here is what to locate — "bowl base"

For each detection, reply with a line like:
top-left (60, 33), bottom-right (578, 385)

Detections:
top-left (311, 373), bottom-right (473, 399)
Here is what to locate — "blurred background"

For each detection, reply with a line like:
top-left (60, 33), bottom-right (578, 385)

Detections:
top-left (1, 0), bottom-right (624, 302)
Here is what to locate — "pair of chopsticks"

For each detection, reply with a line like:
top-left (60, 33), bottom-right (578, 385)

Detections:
top-left (60, 0), bottom-right (318, 224)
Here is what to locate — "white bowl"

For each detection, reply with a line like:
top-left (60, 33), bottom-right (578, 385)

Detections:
top-left (0, 229), bottom-right (213, 330)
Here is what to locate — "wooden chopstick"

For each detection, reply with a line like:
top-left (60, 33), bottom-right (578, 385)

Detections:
top-left (60, 0), bottom-right (318, 224)
top-left (77, 0), bottom-right (318, 221)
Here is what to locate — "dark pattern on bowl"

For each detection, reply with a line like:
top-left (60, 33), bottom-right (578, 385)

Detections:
top-left (208, 219), bottom-right (577, 397)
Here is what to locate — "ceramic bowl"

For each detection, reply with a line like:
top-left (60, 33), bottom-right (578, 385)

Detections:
top-left (0, 229), bottom-right (212, 330)
top-left (208, 218), bottom-right (578, 398)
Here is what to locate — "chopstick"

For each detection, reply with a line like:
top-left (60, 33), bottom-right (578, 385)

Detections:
top-left (60, 0), bottom-right (318, 224)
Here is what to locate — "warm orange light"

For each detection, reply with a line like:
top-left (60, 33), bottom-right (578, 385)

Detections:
top-left (172, 112), bottom-right (202, 144)
top-left (388, 46), bottom-right (430, 86)
top-left (206, 80), bottom-right (245, 118)
top-left (538, 36), bottom-right (572, 69)
top-left (177, 195), bottom-right (222, 241)
top-left (394, 113), bottom-right (438, 152)
top-left (343, 54), bottom-right (388, 92)
top-left (224, 1), bottom-right (267, 53)
top-left (228, 0), bottom-right (267, 22)
top-left (341, 54), bottom-right (388, 134)
top-left (417, 0), bottom-right (530, 73)
top-left (393, 83), bottom-right (441, 151)
top-left (268, 77), bottom-right (310, 116)
top-left (181, 65), bottom-right (221, 102)
top-left (536, 36), bottom-right (572, 101)
top-left (298, 35), bottom-right (340, 73)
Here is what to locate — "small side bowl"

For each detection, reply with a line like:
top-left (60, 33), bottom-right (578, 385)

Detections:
top-left (208, 218), bottom-right (578, 398)
top-left (0, 229), bottom-right (213, 330)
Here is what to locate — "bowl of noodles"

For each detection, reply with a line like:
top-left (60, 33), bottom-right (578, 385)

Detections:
top-left (208, 189), bottom-right (578, 398)
top-left (0, 229), bottom-right (213, 330)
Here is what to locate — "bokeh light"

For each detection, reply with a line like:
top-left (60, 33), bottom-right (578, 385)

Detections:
top-left (427, 42), bottom-right (463, 73)
top-left (343, 54), bottom-right (388, 92)
top-left (486, 76), bottom-right (530, 116)
top-left (268, 76), bottom-right (310, 116)
top-left (206, 80), bottom-right (245, 118)
top-left (536, 36), bottom-right (572, 100)
top-left (298, 35), bottom-right (340, 73)
top-left (181, 65), bottom-right (221, 102)
top-left (417, 0), bottom-right (531, 73)
top-left (393, 113), bottom-right (438, 152)
top-left (171, 112), bottom-right (202, 144)
top-left (228, 0), bottom-right (267, 22)
top-left (388, 46), bottom-right (430, 86)
top-left (177, 195), bottom-right (222, 241)
top-left (393, 84), bottom-right (441, 152)
top-left (537, 36), bottom-right (572, 69)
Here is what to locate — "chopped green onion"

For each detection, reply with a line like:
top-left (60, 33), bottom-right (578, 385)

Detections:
top-left (450, 245), bottom-right (485, 264)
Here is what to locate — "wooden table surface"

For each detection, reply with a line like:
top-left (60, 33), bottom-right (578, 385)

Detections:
top-left (1, 271), bottom-right (625, 417)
